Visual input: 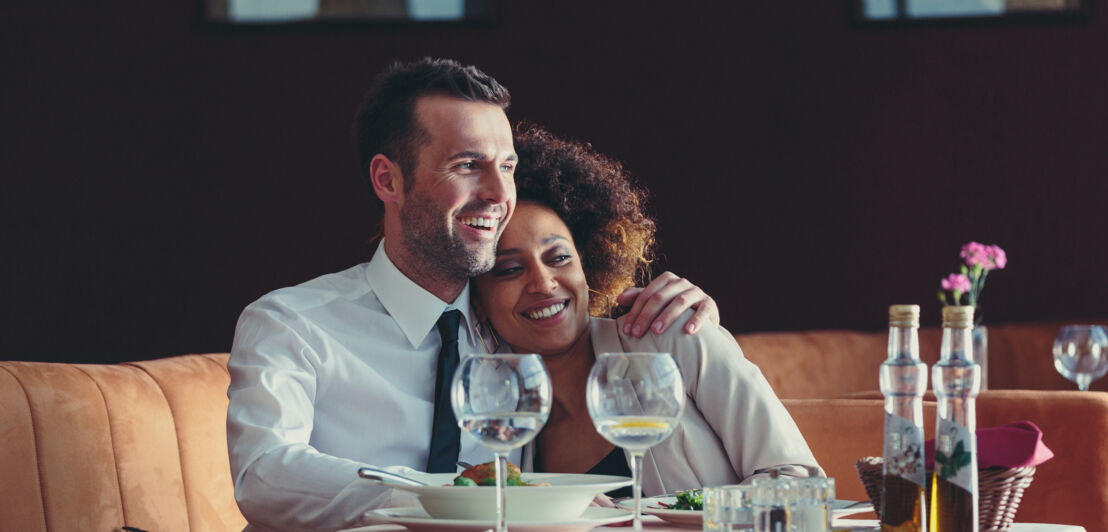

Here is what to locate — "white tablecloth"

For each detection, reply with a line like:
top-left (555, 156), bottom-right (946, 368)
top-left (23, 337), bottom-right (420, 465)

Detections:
top-left (344, 515), bottom-right (1086, 532)
top-left (832, 518), bottom-right (1084, 531)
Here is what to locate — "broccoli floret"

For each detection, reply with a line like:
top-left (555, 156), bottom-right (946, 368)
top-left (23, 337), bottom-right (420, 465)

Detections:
top-left (671, 490), bottom-right (704, 510)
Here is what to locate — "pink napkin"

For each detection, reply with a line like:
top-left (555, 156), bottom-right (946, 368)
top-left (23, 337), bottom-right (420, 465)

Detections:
top-left (924, 421), bottom-right (1054, 469)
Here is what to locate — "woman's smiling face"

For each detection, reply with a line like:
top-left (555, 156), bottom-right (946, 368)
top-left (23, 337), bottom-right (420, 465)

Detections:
top-left (474, 201), bottom-right (591, 356)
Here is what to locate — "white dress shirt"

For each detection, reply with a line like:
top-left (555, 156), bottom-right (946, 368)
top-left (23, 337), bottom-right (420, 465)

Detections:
top-left (587, 315), bottom-right (823, 494)
top-left (227, 241), bottom-right (516, 532)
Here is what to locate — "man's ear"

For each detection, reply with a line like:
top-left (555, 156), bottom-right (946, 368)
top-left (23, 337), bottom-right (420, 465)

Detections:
top-left (369, 154), bottom-right (403, 204)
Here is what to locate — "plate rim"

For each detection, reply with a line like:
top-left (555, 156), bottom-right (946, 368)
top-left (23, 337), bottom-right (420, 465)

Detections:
top-left (390, 472), bottom-right (632, 495)
top-left (367, 505), bottom-right (633, 526)
top-left (617, 495), bottom-right (872, 517)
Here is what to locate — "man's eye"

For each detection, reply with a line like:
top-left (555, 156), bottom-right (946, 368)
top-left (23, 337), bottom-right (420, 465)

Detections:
top-left (457, 161), bottom-right (476, 170)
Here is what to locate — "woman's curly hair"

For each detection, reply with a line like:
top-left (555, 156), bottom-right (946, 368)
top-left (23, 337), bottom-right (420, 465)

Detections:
top-left (512, 123), bottom-right (657, 317)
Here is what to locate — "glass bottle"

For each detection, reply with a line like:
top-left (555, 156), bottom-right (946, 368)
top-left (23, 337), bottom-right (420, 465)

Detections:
top-left (879, 305), bottom-right (927, 532)
top-left (752, 469), bottom-right (791, 532)
top-left (931, 305), bottom-right (980, 532)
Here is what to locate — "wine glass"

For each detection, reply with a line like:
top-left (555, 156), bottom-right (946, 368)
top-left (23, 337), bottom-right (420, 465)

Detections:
top-left (586, 352), bottom-right (686, 532)
top-left (451, 354), bottom-right (551, 532)
top-left (1052, 325), bottom-right (1108, 391)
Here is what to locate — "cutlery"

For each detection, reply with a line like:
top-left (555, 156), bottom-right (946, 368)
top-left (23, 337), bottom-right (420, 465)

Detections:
top-left (457, 460), bottom-right (475, 469)
top-left (611, 492), bottom-right (681, 505)
top-left (357, 466), bottom-right (428, 487)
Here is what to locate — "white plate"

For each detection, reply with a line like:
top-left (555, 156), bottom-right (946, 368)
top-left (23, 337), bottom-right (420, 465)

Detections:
top-left (635, 497), bottom-right (703, 527)
top-left (619, 496), bottom-right (873, 528)
top-left (361, 506), bottom-right (632, 532)
top-left (384, 472), bottom-right (631, 521)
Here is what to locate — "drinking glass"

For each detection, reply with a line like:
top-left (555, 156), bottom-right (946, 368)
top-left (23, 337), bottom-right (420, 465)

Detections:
top-left (703, 485), bottom-right (755, 532)
top-left (452, 354), bottom-right (552, 532)
top-left (587, 352), bottom-right (686, 532)
top-left (751, 475), bottom-right (793, 532)
top-left (791, 477), bottom-right (835, 532)
top-left (1052, 325), bottom-right (1108, 391)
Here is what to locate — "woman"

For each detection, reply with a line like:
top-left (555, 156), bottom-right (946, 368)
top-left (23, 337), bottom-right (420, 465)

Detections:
top-left (472, 125), bottom-right (821, 495)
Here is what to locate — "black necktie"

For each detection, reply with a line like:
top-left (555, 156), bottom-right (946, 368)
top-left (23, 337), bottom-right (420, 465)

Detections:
top-left (426, 309), bottom-right (463, 473)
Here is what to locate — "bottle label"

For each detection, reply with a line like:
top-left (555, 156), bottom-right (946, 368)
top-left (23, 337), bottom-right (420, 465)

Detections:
top-left (934, 418), bottom-right (976, 493)
top-left (883, 412), bottom-right (925, 487)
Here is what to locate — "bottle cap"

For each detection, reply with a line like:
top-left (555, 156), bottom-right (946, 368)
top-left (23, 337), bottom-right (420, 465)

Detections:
top-left (888, 305), bottom-right (920, 328)
top-left (941, 305), bottom-right (975, 329)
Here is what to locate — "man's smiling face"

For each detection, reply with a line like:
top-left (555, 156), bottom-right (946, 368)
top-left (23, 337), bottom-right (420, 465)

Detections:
top-left (397, 94), bottom-right (517, 280)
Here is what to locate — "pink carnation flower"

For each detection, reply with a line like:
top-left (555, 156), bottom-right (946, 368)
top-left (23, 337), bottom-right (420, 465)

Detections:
top-left (941, 273), bottom-right (972, 293)
top-left (960, 242), bottom-right (990, 268)
top-left (987, 245), bottom-right (1007, 270)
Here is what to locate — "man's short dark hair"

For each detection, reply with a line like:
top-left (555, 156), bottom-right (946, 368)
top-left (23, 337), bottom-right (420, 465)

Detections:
top-left (352, 58), bottom-right (511, 194)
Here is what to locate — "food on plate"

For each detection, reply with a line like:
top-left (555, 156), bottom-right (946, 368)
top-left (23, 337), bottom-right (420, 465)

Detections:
top-left (659, 489), bottom-right (703, 510)
top-left (453, 461), bottom-right (533, 486)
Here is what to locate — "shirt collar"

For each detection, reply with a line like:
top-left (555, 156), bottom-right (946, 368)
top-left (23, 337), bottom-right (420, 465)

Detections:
top-left (366, 240), bottom-right (478, 349)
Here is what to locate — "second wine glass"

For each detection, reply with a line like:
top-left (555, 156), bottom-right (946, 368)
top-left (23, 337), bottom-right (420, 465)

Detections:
top-left (1052, 325), bottom-right (1108, 391)
top-left (586, 352), bottom-right (686, 532)
top-left (452, 354), bottom-right (552, 532)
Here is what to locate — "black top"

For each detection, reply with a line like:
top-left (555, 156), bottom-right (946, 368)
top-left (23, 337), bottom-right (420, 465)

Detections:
top-left (535, 445), bottom-right (633, 499)
top-left (586, 447), bottom-right (633, 498)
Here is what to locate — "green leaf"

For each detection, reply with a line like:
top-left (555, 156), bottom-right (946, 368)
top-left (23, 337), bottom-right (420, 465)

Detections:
top-left (956, 452), bottom-right (972, 468)
top-left (673, 490), bottom-right (704, 510)
top-left (940, 459), bottom-right (956, 479)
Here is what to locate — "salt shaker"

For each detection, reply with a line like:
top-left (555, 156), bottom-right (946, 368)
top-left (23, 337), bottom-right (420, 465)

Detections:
top-left (752, 470), bottom-right (792, 532)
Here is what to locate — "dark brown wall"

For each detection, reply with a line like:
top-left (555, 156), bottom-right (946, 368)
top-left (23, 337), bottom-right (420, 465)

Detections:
top-left (3, 3), bottom-right (1106, 363)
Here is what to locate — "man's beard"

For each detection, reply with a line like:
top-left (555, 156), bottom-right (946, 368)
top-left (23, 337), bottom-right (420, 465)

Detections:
top-left (399, 193), bottom-right (499, 281)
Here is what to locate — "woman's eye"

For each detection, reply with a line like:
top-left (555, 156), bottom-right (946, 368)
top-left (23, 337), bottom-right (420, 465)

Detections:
top-left (500, 164), bottom-right (515, 173)
top-left (493, 266), bottom-right (521, 277)
top-left (550, 254), bottom-right (572, 264)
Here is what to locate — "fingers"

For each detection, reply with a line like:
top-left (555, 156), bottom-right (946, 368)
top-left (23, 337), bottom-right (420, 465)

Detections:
top-left (591, 494), bottom-right (616, 508)
top-left (615, 287), bottom-right (643, 308)
top-left (618, 272), bottom-right (722, 336)
top-left (650, 285), bottom-right (712, 335)
top-left (684, 296), bottom-right (720, 334)
top-left (619, 272), bottom-right (678, 336)
top-left (622, 272), bottom-right (706, 337)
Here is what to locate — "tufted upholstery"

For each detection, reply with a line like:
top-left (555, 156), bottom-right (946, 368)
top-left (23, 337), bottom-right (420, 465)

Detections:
top-left (2, 330), bottom-right (1104, 531)
top-left (0, 354), bottom-right (246, 532)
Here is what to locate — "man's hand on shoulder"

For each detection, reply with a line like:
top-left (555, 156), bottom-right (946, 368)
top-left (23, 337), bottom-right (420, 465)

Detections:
top-left (616, 272), bottom-right (720, 337)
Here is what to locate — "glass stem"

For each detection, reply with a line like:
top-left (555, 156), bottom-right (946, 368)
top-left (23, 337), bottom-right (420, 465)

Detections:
top-left (495, 451), bottom-right (508, 532)
top-left (631, 451), bottom-right (644, 532)
top-left (1077, 374), bottom-right (1091, 391)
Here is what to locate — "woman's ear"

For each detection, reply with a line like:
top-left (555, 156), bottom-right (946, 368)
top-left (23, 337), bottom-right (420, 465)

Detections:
top-left (369, 154), bottom-right (403, 205)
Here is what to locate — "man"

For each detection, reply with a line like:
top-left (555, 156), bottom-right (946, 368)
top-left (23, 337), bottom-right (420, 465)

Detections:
top-left (227, 58), bottom-right (717, 531)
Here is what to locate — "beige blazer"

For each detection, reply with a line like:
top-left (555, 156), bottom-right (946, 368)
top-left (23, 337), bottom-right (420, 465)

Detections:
top-left (581, 314), bottom-right (823, 495)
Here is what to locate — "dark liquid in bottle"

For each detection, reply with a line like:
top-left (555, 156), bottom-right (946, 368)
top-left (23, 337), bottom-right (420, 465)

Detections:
top-left (931, 474), bottom-right (976, 532)
top-left (881, 474), bottom-right (924, 531)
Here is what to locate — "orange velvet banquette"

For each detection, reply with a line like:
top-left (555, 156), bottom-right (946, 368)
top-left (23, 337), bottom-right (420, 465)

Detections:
top-left (1, 320), bottom-right (1104, 531)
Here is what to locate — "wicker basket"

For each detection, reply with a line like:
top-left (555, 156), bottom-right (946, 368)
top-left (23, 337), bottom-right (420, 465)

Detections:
top-left (855, 456), bottom-right (1036, 531)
